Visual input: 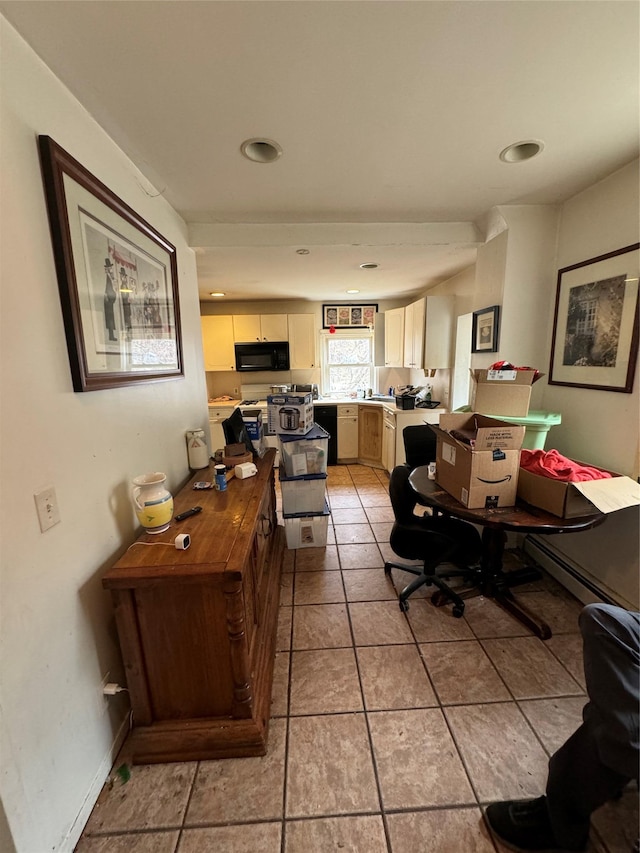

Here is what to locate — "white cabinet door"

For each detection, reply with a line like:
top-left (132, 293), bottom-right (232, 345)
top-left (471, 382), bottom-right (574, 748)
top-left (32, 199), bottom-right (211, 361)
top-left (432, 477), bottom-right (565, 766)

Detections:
top-left (382, 419), bottom-right (396, 473)
top-left (233, 314), bottom-right (261, 342)
top-left (233, 314), bottom-right (288, 342)
top-left (403, 298), bottom-right (425, 368)
top-left (260, 314), bottom-right (288, 341)
top-left (201, 315), bottom-right (236, 371)
top-left (424, 294), bottom-right (454, 368)
top-left (384, 307), bottom-right (405, 367)
top-left (337, 415), bottom-right (359, 460)
top-left (288, 313), bottom-right (316, 368)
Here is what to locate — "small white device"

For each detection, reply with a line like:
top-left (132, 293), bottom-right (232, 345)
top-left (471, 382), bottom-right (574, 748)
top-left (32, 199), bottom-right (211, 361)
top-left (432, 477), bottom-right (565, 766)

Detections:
top-left (235, 462), bottom-right (258, 479)
top-left (174, 533), bottom-right (191, 550)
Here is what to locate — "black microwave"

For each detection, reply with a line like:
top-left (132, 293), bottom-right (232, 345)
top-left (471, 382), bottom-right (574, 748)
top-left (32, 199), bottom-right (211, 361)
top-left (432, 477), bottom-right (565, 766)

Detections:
top-left (234, 341), bottom-right (290, 372)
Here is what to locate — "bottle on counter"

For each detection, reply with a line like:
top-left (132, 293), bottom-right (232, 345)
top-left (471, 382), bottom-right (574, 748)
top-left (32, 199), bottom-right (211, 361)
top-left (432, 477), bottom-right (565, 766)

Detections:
top-left (186, 429), bottom-right (209, 469)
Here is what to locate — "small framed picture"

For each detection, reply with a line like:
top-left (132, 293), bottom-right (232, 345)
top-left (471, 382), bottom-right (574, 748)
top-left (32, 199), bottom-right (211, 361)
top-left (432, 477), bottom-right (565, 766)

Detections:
top-left (322, 303), bottom-right (378, 329)
top-left (472, 305), bottom-right (500, 353)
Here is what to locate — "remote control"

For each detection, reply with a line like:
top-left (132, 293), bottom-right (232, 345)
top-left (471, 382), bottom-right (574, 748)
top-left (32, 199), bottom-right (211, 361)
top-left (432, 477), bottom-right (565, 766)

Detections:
top-left (175, 506), bottom-right (203, 521)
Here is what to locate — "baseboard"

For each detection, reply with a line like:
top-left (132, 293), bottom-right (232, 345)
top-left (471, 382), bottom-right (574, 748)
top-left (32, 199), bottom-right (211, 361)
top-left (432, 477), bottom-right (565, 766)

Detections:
top-left (523, 535), bottom-right (622, 608)
top-left (60, 713), bottom-right (131, 852)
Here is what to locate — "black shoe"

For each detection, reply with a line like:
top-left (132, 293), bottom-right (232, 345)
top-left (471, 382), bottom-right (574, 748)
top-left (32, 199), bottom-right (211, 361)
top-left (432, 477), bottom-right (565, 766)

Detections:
top-left (485, 796), bottom-right (586, 852)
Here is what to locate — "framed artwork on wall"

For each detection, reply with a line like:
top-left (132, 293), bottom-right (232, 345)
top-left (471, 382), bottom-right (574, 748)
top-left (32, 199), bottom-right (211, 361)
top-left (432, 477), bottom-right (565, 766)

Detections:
top-left (549, 244), bottom-right (639, 393)
top-left (38, 135), bottom-right (183, 392)
top-left (471, 305), bottom-right (500, 353)
top-left (322, 303), bottom-right (378, 329)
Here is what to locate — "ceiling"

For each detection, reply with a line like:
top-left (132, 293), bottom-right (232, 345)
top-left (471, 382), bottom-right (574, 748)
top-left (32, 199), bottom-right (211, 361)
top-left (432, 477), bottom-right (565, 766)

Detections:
top-left (2, 1), bottom-right (638, 303)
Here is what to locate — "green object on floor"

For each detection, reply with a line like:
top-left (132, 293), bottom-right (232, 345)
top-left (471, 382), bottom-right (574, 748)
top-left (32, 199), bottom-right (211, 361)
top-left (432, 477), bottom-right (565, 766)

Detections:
top-left (114, 763), bottom-right (131, 785)
top-left (455, 408), bottom-right (561, 450)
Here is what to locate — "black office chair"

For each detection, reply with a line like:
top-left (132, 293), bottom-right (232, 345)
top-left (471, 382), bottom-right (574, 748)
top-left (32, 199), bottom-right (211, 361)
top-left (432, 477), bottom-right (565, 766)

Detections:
top-left (384, 465), bottom-right (483, 616)
top-left (402, 424), bottom-right (438, 511)
top-left (402, 424), bottom-right (437, 470)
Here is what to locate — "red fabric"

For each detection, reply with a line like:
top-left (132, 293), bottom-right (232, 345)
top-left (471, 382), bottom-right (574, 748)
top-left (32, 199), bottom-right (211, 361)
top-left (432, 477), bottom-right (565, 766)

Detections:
top-left (520, 449), bottom-right (612, 482)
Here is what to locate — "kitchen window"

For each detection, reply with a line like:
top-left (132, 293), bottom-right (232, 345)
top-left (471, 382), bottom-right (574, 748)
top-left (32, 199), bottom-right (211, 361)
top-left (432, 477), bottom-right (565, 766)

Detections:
top-left (321, 331), bottom-right (374, 396)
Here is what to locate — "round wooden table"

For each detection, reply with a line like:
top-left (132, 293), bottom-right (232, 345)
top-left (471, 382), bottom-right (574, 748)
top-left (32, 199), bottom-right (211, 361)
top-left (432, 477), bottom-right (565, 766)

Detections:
top-left (408, 467), bottom-right (607, 639)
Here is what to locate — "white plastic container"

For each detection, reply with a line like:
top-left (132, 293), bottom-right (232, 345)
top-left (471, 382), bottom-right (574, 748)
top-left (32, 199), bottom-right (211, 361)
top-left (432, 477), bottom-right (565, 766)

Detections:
top-left (283, 500), bottom-right (331, 549)
top-left (279, 424), bottom-right (330, 477)
top-left (280, 473), bottom-right (327, 515)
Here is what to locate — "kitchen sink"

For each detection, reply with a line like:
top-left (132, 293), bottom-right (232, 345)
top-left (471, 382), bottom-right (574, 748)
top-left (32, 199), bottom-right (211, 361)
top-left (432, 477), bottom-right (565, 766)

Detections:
top-left (369, 395), bottom-right (395, 403)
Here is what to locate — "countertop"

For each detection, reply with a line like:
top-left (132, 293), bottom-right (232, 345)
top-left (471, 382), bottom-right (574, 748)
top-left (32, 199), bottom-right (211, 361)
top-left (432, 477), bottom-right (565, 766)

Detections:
top-left (208, 398), bottom-right (447, 416)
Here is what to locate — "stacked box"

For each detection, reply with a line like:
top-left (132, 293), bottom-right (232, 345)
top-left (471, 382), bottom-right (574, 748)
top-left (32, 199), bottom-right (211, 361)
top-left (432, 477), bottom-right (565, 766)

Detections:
top-left (280, 472), bottom-right (328, 515)
top-left (432, 413), bottom-right (525, 508)
top-left (279, 424), bottom-right (329, 477)
top-left (283, 500), bottom-right (331, 549)
top-left (268, 392), bottom-right (314, 436)
top-left (470, 369), bottom-right (542, 417)
top-left (279, 423), bottom-right (331, 548)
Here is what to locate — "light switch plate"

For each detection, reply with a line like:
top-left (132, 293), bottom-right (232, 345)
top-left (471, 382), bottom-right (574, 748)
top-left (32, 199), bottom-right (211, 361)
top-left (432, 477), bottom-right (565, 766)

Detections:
top-left (34, 487), bottom-right (61, 532)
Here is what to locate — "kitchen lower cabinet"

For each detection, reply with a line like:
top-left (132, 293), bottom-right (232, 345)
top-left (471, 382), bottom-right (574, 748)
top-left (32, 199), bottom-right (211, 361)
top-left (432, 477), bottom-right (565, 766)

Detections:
top-left (337, 404), bottom-right (358, 461)
top-left (102, 450), bottom-right (284, 763)
top-left (382, 407), bottom-right (396, 473)
top-left (358, 405), bottom-right (383, 467)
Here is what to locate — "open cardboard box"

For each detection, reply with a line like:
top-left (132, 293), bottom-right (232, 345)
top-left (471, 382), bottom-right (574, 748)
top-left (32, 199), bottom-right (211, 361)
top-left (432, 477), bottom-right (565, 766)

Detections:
top-left (471, 368), bottom-right (543, 417)
top-left (517, 460), bottom-right (640, 518)
top-left (433, 413), bottom-right (525, 509)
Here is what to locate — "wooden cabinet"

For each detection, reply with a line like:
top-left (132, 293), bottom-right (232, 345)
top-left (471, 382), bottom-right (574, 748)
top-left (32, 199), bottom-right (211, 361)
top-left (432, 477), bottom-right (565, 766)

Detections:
top-left (358, 405), bottom-right (383, 467)
top-left (382, 407), bottom-right (396, 473)
top-left (337, 404), bottom-right (358, 461)
top-left (424, 294), bottom-right (454, 368)
top-left (403, 297), bottom-right (425, 369)
top-left (201, 315), bottom-right (235, 371)
top-left (288, 313), bottom-right (317, 368)
top-left (102, 450), bottom-right (284, 764)
top-left (384, 307), bottom-right (405, 367)
top-left (233, 314), bottom-right (288, 342)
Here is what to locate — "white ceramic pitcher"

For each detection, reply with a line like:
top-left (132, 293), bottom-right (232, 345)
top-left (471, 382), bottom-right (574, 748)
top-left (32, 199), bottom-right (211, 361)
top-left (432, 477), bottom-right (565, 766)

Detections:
top-left (131, 472), bottom-right (174, 534)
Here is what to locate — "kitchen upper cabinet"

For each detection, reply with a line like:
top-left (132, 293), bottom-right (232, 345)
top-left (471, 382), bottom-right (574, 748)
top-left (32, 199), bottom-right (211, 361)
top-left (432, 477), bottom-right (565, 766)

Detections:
top-left (384, 307), bottom-right (405, 367)
top-left (403, 297), bottom-right (425, 369)
top-left (424, 294), bottom-right (454, 368)
top-left (233, 314), bottom-right (288, 342)
top-left (358, 405), bottom-right (383, 467)
top-left (201, 315), bottom-right (235, 372)
top-left (287, 313), bottom-right (317, 369)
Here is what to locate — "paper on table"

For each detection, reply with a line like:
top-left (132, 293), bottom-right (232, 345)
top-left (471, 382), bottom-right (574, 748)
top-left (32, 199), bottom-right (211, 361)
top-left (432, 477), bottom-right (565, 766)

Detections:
top-left (573, 476), bottom-right (640, 514)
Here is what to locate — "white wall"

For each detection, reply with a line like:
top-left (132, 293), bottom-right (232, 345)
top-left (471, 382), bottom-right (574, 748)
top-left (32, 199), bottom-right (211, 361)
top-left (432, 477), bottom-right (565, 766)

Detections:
top-left (542, 160), bottom-right (639, 477)
top-left (0, 21), bottom-right (208, 853)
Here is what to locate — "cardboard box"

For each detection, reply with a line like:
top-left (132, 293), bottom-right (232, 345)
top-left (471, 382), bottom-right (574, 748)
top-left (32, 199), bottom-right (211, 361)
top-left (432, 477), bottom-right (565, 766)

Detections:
top-left (267, 392), bottom-right (314, 436)
top-left (433, 413), bottom-right (526, 508)
top-left (517, 461), bottom-right (640, 518)
top-left (471, 369), bottom-right (543, 417)
top-left (241, 408), bottom-right (262, 440)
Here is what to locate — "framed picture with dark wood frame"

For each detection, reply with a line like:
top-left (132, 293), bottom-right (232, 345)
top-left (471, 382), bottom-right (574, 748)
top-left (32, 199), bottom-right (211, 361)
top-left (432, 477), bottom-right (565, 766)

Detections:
top-left (322, 303), bottom-right (378, 329)
top-left (38, 135), bottom-right (183, 392)
top-left (471, 305), bottom-right (500, 353)
top-left (549, 244), bottom-right (639, 393)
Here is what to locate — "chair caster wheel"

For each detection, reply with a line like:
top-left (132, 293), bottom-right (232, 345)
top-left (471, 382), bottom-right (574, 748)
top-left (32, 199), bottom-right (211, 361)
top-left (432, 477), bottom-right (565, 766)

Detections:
top-left (452, 605), bottom-right (465, 618)
top-left (384, 563), bottom-right (392, 576)
top-left (399, 599), bottom-right (409, 612)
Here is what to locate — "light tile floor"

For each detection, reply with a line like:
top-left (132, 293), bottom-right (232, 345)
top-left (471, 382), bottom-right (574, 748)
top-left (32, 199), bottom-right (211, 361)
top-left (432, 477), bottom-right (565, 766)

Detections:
top-left (77, 464), bottom-right (638, 853)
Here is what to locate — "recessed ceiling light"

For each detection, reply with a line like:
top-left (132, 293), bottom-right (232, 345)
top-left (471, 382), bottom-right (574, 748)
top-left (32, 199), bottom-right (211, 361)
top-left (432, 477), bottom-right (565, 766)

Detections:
top-left (240, 138), bottom-right (283, 163)
top-left (296, 248), bottom-right (310, 255)
top-left (346, 289), bottom-right (360, 294)
top-left (359, 262), bottom-right (379, 270)
top-left (209, 291), bottom-right (225, 297)
top-left (499, 140), bottom-right (544, 163)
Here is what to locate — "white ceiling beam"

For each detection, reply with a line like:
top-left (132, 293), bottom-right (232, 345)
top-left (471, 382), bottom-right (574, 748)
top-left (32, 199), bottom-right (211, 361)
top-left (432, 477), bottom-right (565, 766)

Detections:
top-left (188, 222), bottom-right (483, 249)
